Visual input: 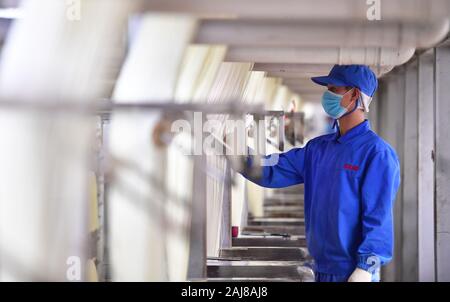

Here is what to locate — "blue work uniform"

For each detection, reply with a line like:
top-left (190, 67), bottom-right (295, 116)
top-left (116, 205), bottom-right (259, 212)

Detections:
top-left (242, 120), bottom-right (400, 281)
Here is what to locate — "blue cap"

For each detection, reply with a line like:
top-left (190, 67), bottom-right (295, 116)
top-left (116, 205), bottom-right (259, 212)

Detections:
top-left (311, 65), bottom-right (378, 96)
top-left (311, 65), bottom-right (378, 112)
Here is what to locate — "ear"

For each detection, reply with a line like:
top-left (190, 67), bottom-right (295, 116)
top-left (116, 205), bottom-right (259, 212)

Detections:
top-left (352, 88), bottom-right (361, 102)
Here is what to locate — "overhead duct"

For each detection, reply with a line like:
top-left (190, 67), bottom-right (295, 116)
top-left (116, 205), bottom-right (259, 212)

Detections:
top-left (226, 46), bottom-right (415, 69)
top-left (148, 0), bottom-right (450, 105)
top-left (253, 63), bottom-right (334, 74)
top-left (196, 19), bottom-right (450, 49)
top-left (202, 18), bottom-right (449, 94)
top-left (143, 0), bottom-right (450, 22)
top-left (254, 63), bottom-right (393, 79)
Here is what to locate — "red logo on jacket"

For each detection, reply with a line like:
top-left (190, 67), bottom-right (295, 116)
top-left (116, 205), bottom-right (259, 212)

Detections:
top-left (344, 163), bottom-right (359, 171)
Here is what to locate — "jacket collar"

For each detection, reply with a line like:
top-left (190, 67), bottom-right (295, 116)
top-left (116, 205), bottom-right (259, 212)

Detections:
top-left (330, 120), bottom-right (371, 144)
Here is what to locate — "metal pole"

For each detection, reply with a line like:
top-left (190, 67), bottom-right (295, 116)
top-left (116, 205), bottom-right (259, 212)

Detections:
top-left (278, 115), bottom-right (285, 152)
top-left (98, 117), bottom-right (112, 282)
top-left (417, 50), bottom-right (436, 282)
top-left (187, 114), bottom-right (207, 280)
top-left (0, 99), bottom-right (265, 116)
top-left (434, 41), bottom-right (450, 281)
top-left (220, 161), bottom-right (232, 249)
top-left (402, 59), bottom-right (419, 281)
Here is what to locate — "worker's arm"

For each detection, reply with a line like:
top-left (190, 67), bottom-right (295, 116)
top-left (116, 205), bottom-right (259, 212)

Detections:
top-left (356, 150), bottom-right (400, 273)
top-left (240, 147), bottom-right (306, 188)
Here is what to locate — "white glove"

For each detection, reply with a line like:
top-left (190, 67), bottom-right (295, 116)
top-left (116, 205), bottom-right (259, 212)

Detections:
top-left (347, 268), bottom-right (372, 282)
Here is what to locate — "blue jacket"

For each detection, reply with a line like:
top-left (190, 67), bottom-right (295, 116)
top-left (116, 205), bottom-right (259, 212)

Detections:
top-left (243, 120), bottom-right (400, 275)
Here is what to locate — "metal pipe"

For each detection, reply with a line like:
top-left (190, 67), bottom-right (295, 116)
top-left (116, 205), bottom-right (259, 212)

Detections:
top-left (142, 0), bottom-right (450, 22)
top-left (196, 19), bottom-right (450, 49)
top-left (0, 99), bottom-right (265, 116)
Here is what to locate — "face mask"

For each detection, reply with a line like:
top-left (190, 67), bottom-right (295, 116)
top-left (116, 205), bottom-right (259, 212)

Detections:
top-left (321, 89), bottom-right (354, 119)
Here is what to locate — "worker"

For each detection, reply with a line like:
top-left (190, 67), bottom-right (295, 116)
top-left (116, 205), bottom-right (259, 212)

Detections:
top-left (241, 65), bottom-right (400, 282)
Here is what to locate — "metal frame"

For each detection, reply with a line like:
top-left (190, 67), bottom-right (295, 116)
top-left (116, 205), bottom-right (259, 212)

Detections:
top-left (0, 98), bottom-right (306, 281)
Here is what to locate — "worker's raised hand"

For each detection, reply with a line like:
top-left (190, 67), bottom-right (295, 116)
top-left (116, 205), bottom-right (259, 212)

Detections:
top-left (347, 268), bottom-right (372, 282)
